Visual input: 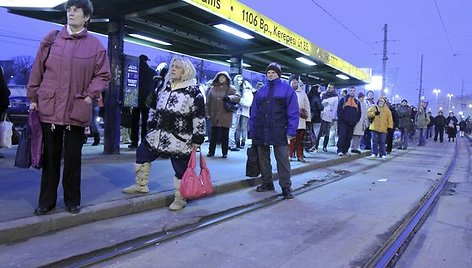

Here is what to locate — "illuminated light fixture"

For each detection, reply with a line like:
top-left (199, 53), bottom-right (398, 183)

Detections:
top-left (280, 74), bottom-right (290, 80)
top-left (0, 0), bottom-right (65, 8)
top-left (336, 74), bottom-right (350, 80)
top-left (129, 34), bottom-right (171, 46)
top-left (214, 24), bottom-right (254, 40)
top-left (296, 57), bottom-right (317, 66)
top-left (225, 60), bottom-right (251, 68)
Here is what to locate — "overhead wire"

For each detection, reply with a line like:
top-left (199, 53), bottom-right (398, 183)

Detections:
top-left (433, 0), bottom-right (455, 55)
top-left (307, 0), bottom-right (376, 51)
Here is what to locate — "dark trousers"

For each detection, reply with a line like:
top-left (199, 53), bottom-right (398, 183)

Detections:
top-left (130, 107), bottom-right (149, 146)
top-left (363, 128), bottom-right (372, 149)
top-left (39, 123), bottom-right (84, 208)
top-left (426, 126), bottom-right (433, 139)
top-left (386, 128), bottom-right (394, 153)
top-left (434, 126), bottom-right (444, 142)
top-left (256, 144), bottom-right (291, 189)
top-left (208, 126), bottom-right (229, 156)
top-left (136, 143), bottom-right (190, 179)
top-left (336, 121), bottom-right (355, 154)
top-left (313, 120), bottom-right (331, 150)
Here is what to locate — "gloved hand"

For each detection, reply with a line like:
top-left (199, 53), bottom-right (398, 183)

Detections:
top-left (387, 128), bottom-right (392, 132)
top-left (375, 111), bottom-right (380, 116)
top-left (223, 96), bottom-right (230, 101)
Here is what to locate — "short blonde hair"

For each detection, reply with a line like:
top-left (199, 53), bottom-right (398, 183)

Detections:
top-left (164, 56), bottom-right (196, 83)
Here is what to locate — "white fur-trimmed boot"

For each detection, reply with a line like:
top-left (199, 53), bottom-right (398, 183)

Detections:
top-left (122, 163), bottom-right (151, 194)
top-left (168, 177), bottom-right (186, 211)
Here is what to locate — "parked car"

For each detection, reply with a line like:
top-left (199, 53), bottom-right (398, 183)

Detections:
top-left (8, 96), bottom-right (29, 127)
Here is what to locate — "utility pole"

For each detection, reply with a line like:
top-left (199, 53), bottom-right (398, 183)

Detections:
top-left (381, 24), bottom-right (388, 97)
top-left (418, 54), bottom-right (423, 108)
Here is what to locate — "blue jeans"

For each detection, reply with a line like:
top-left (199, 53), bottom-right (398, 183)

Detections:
top-left (371, 131), bottom-right (387, 157)
top-left (418, 128), bottom-right (426, 146)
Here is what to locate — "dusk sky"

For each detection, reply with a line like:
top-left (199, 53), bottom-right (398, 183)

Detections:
top-left (1, 1), bottom-right (471, 106)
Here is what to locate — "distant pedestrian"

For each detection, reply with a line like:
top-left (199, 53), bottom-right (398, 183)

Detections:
top-left (234, 80), bottom-right (254, 149)
top-left (206, 71), bottom-right (240, 158)
top-left (367, 97), bottom-right (393, 159)
top-left (433, 110), bottom-right (447, 142)
top-left (426, 112), bottom-right (434, 139)
top-left (122, 56), bottom-right (206, 211)
top-left (249, 62), bottom-right (299, 199)
top-left (311, 83), bottom-right (338, 153)
top-left (458, 118), bottom-right (466, 137)
top-left (446, 111), bottom-right (458, 142)
top-left (288, 75), bottom-right (310, 162)
top-left (129, 54), bottom-right (157, 149)
top-left (396, 99), bottom-right (412, 149)
top-left (307, 84), bottom-right (323, 145)
top-left (386, 98), bottom-right (398, 153)
top-left (229, 74), bottom-right (245, 151)
top-left (415, 106), bottom-right (430, 146)
top-left (336, 87), bottom-right (361, 156)
top-left (0, 67), bottom-right (11, 159)
top-left (28, 0), bottom-right (111, 215)
top-left (361, 90), bottom-right (376, 150)
top-left (350, 92), bottom-right (368, 154)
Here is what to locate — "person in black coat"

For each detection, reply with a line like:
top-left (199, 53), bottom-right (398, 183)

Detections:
top-left (307, 84), bottom-right (323, 147)
top-left (446, 111), bottom-right (458, 142)
top-left (0, 66), bottom-right (10, 115)
top-left (386, 100), bottom-right (399, 153)
top-left (426, 111), bottom-right (434, 139)
top-left (433, 111), bottom-right (447, 142)
top-left (129, 55), bottom-right (157, 149)
top-left (0, 67), bottom-right (11, 158)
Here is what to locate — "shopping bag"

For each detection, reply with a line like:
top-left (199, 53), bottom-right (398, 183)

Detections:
top-left (245, 146), bottom-right (260, 177)
top-left (28, 110), bottom-right (43, 169)
top-left (0, 113), bottom-right (13, 148)
top-left (14, 124), bottom-right (32, 168)
top-left (180, 149), bottom-right (214, 199)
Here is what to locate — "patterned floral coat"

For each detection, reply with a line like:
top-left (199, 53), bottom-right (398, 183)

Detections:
top-left (145, 79), bottom-right (206, 158)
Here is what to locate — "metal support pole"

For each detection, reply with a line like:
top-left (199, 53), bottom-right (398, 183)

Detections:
top-left (104, 18), bottom-right (124, 154)
top-left (381, 24), bottom-right (388, 97)
top-left (229, 55), bottom-right (243, 79)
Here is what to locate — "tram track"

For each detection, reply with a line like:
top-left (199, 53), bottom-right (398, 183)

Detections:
top-left (39, 144), bottom-right (458, 268)
top-left (364, 138), bottom-right (465, 268)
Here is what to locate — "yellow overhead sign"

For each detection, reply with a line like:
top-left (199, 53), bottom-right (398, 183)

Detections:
top-left (183, 0), bottom-right (370, 82)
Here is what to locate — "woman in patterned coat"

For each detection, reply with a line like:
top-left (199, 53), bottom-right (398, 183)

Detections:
top-left (123, 56), bottom-right (206, 211)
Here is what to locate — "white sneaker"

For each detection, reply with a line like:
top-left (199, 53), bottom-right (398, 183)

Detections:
top-left (381, 155), bottom-right (387, 160)
top-left (370, 154), bottom-right (376, 158)
top-left (338, 152), bottom-right (344, 156)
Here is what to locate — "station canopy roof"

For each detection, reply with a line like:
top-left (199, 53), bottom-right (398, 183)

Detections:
top-left (5, 0), bottom-right (371, 87)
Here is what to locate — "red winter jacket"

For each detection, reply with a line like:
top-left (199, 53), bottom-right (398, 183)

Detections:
top-left (27, 27), bottom-right (110, 127)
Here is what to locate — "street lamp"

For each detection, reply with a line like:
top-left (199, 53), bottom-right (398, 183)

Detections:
top-left (433, 89), bottom-right (440, 112)
top-left (447, 93), bottom-right (453, 111)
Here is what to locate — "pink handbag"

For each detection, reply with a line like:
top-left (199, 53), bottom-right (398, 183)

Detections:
top-left (180, 149), bottom-right (214, 199)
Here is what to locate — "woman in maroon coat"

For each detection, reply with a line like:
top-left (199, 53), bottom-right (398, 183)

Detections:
top-left (27, 0), bottom-right (110, 215)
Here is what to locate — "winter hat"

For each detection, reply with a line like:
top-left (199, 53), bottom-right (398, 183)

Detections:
top-left (357, 92), bottom-right (365, 99)
top-left (288, 74), bottom-right (298, 82)
top-left (266, 62), bottom-right (282, 77)
top-left (139, 54), bottom-right (150, 62)
top-left (401, 99), bottom-right (408, 104)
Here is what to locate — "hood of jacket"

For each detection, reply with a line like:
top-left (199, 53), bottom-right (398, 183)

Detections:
top-left (212, 71), bottom-right (231, 87)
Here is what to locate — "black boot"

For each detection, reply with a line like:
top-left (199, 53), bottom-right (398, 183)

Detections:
top-left (91, 133), bottom-right (100, 146)
top-left (256, 182), bottom-right (275, 192)
top-left (282, 188), bottom-right (294, 199)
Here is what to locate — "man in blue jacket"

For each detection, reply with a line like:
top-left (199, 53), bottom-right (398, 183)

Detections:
top-left (248, 62), bottom-right (299, 199)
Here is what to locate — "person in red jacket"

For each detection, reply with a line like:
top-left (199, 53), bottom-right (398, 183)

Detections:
top-left (28, 0), bottom-right (111, 215)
